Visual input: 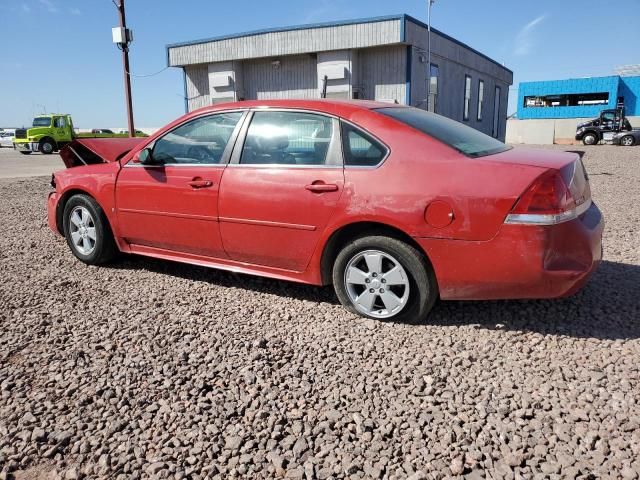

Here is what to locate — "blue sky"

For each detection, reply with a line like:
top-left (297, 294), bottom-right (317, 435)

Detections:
top-left (1, 0), bottom-right (639, 128)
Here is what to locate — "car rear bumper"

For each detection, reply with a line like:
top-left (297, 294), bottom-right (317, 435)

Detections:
top-left (417, 202), bottom-right (604, 300)
top-left (47, 191), bottom-right (61, 235)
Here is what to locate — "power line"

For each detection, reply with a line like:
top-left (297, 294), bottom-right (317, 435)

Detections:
top-left (125, 66), bottom-right (170, 78)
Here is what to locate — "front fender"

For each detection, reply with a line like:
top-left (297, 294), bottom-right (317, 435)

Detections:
top-left (53, 162), bottom-right (127, 251)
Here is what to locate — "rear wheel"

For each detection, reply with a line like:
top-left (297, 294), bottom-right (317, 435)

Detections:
top-left (63, 194), bottom-right (117, 265)
top-left (620, 135), bottom-right (635, 147)
top-left (332, 236), bottom-right (438, 323)
top-left (582, 132), bottom-right (598, 145)
top-left (39, 138), bottom-right (55, 154)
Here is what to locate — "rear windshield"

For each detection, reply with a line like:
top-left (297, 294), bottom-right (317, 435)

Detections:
top-left (376, 107), bottom-right (511, 158)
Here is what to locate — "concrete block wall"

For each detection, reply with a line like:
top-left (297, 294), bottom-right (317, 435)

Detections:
top-left (506, 116), bottom-right (640, 145)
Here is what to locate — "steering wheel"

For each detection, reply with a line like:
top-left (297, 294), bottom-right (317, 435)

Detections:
top-left (187, 145), bottom-right (213, 163)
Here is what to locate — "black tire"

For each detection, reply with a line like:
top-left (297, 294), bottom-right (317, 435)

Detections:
top-left (19, 151), bottom-right (32, 155)
top-left (582, 132), bottom-right (598, 146)
top-left (619, 135), bottom-right (635, 147)
top-left (62, 194), bottom-right (117, 265)
top-left (332, 236), bottom-right (438, 323)
top-left (39, 138), bottom-right (55, 154)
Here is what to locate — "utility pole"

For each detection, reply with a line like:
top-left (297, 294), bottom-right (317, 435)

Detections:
top-left (113, 0), bottom-right (135, 136)
top-left (426, 0), bottom-right (434, 112)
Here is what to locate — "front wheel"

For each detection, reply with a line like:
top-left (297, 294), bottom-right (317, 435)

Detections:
top-left (582, 132), bottom-right (598, 145)
top-left (39, 139), bottom-right (55, 154)
top-left (332, 236), bottom-right (438, 323)
top-left (619, 135), bottom-right (635, 147)
top-left (63, 194), bottom-right (117, 265)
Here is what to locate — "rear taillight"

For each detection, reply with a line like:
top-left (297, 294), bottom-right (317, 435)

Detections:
top-left (505, 163), bottom-right (591, 225)
top-left (510, 170), bottom-right (575, 215)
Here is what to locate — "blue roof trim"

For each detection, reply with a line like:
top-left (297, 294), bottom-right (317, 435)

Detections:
top-left (165, 13), bottom-right (511, 75)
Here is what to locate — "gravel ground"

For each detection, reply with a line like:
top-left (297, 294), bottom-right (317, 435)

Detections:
top-left (1, 145), bottom-right (639, 480)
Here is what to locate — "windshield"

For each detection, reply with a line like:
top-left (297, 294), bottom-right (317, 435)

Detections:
top-left (376, 107), bottom-right (511, 158)
top-left (32, 117), bottom-right (52, 127)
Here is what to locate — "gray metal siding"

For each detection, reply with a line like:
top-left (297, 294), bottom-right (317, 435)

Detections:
top-left (185, 64), bottom-right (210, 110)
top-left (169, 20), bottom-right (401, 67)
top-left (405, 20), bottom-right (511, 140)
top-left (243, 56), bottom-right (318, 100)
top-left (358, 46), bottom-right (406, 104)
top-left (405, 21), bottom-right (512, 85)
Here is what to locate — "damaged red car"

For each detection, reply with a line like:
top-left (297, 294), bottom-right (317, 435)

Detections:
top-left (48, 100), bottom-right (603, 322)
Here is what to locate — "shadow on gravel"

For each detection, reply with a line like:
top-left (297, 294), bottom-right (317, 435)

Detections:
top-left (113, 257), bottom-right (639, 340)
top-left (426, 260), bottom-right (640, 341)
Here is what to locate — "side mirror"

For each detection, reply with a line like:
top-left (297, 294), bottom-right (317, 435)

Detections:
top-left (136, 148), bottom-right (153, 165)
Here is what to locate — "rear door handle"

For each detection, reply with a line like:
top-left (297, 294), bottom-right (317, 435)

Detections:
top-left (305, 183), bottom-right (338, 193)
top-left (189, 179), bottom-right (213, 188)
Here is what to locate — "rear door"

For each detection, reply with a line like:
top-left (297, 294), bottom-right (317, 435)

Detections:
top-left (115, 111), bottom-right (246, 258)
top-left (218, 109), bottom-right (344, 271)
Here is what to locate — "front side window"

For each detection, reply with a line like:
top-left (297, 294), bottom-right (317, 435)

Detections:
top-left (240, 111), bottom-right (333, 166)
top-left (463, 75), bottom-right (471, 121)
top-left (54, 117), bottom-right (66, 128)
top-left (477, 80), bottom-right (484, 121)
top-left (341, 122), bottom-right (387, 167)
top-left (152, 112), bottom-right (243, 165)
top-left (377, 106), bottom-right (510, 158)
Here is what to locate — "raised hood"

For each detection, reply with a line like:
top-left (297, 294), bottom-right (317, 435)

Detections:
top-left (60, 138), bottom-right (145, 168)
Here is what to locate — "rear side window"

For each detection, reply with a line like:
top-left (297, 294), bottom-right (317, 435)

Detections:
top-left (376, 107), bottom-right (511, 158)
top-left (240, 111), bottom-right (333, 166)
top-left (341, 122), bottom-right (387, 167)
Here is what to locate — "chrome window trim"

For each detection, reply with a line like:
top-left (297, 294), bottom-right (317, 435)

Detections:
top-left (504, 198), bottom-right (592, 225)
top-left (340, 119), bottom-right (390, 169)
top-left (125, 109), bottom-right (248, 168)
top-left (229, 108), bottom-right (343, 168)
top-left (124, 163), bottom-right (227, 169)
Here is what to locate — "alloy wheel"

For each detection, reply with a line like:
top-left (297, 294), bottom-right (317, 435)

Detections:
top-left (344, 249), bottom-right (410, 319)
top-left (69, 206), bottom-right (97, 255)
top-left (621, 136), bottom-right (634, 146)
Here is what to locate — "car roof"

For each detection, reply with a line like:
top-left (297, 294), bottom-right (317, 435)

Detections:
top-left (188, 99), bottom-right (405, 120)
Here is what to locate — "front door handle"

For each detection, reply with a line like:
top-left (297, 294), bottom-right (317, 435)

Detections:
top-left (189, 179), bottom-right (213, 189)
top-left (305, 183), bottom-right (338, 193)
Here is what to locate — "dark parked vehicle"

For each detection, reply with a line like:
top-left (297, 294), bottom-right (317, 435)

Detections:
top-left (575, 107), bottom-right (636, 145)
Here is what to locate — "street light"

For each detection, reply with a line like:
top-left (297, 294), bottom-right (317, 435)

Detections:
top-left (111, 0), bottom-right (135, 137)
top-left (426, 0), bottom-right (435, 112)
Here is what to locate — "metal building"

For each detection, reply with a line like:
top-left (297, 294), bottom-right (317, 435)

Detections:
top-left (166, 14), bottom-right (513, 140)
top-left (517, 75), bottom-right (640, 119)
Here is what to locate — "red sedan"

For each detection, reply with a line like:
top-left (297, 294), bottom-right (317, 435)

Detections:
top-left (48, 100), bottom-right (603, 322)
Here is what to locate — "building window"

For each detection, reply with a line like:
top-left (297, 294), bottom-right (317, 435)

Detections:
top-left (428, 64), bottom-right (439, 113)
top-left (492, 86), bottom-right (501, 138)
top-left (477, 80), bottom-right (484, 121)
top-left (523, 92), bottom-right (609, 107)
top-left (463, 75), bottom-right (471, 121)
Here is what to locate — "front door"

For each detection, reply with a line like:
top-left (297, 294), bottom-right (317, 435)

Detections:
top-left (218, 110), bottom-right (344, 271)
top-left (115, 111), bottom-right (245, 258)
